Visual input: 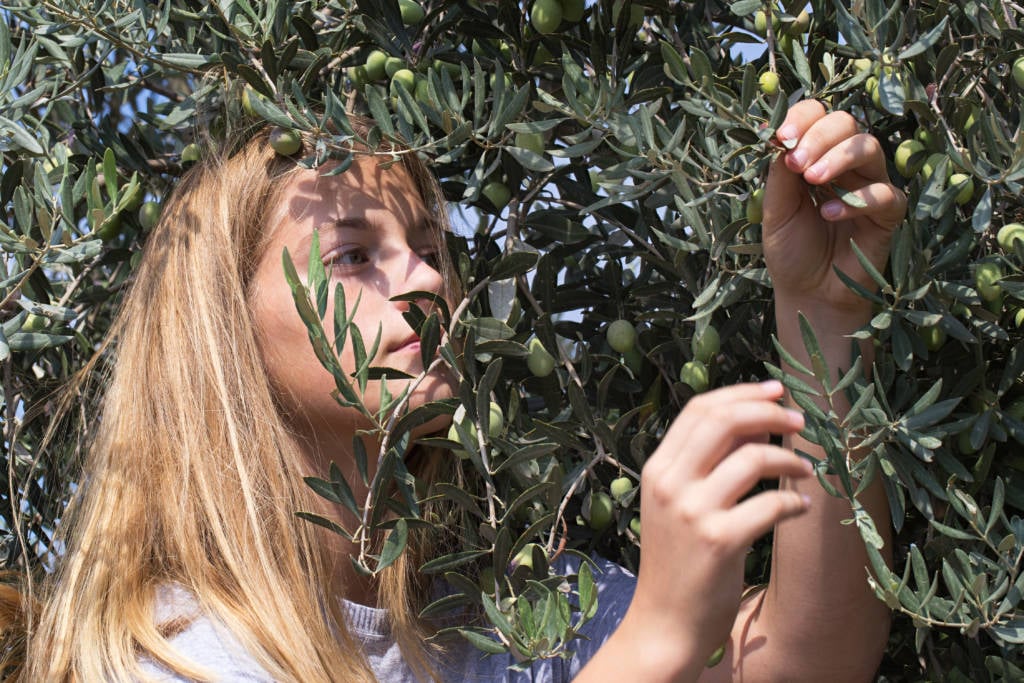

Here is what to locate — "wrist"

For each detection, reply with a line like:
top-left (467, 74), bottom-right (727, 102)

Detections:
top-left (608, 609), bottom-right (707, 682)
top-left (773, 294), bottom-right (873, 337)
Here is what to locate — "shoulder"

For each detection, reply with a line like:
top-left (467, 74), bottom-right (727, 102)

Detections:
top-left (137, 584), bottom-right (275, 682)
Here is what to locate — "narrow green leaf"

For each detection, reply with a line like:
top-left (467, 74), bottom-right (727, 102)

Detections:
top-left (930, 519), bottom-right (978, 541)
top-left (481, 593), bottom-right (515, 638)
top-left (458, 628), bottom-right (508, 654)
top-left (0, 115), bottom-right (43, 154)
top-left (578, 561), bottom-right (598, 620)
top-left (659, 40), bottom-right (689, 85)
top-left (295, 511), bottom-right (350, 537)
top-left (769, 338), bottom-right (813, 376)
top-left (972, 186), bottom-right (992, 233)
top-left (491, 251), bottom-right (539, 280)
top-left (833, 183), bottom-right (867, 209)
top-left (987, 478), bottom-right (1005, 537)
top-left (102, 148), bottom-right (118, 205)
top-left (505, 146), bottom-right (554, 173)
top-left (420, 549), bottom-right (490, 574)
top-left (898, 16), bottom-right (949, 60)
top-left (162, 52), bottom-right (216, 69)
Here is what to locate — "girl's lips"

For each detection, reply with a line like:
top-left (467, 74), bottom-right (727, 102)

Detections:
top-left (393, 335), bottom-right (421, 352)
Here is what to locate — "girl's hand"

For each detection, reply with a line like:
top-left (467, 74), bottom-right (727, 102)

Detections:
top-left (763, 100), bottom-right (907, 315)
top-left (618, 381), bottom-right (813, 676)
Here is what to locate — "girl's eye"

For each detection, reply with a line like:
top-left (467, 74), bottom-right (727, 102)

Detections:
top-left (325, 248), bottom-right (369, 269)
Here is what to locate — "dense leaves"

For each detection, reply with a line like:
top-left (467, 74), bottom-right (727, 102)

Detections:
top-left (2, 0), bottom-right (1023, 678)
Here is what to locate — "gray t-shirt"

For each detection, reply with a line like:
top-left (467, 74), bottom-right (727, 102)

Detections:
top-left (140, 556), bottom-right (636, 682)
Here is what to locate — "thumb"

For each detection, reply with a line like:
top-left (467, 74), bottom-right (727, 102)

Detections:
top-left (763, 150), bottom-right (815, 234)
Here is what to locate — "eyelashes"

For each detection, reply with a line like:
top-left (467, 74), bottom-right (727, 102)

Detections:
top-left (324, 247), bottom-right (370, 270)
top-left (322, 246), bottom-right (441, 272)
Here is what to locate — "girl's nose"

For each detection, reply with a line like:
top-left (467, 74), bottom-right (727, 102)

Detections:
top-left (396, 249), bottom-right (446, 312)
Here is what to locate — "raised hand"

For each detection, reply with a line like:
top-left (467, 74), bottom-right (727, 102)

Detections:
top-left (763, 100), bottom-right (907, 315)
top-left (577, 381), bottom-right (812, 681)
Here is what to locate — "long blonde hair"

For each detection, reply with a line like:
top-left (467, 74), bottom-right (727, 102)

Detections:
top-left (5, 125), bottom-right (454, 681)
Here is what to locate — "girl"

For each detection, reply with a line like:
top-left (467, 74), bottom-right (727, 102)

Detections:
top-left (5, 99), bottom-right (905, 681)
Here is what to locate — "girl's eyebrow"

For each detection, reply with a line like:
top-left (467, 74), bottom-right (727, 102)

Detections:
top-left (320, 217), bottom-right (372, 232)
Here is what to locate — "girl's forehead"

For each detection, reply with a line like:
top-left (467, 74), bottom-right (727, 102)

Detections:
top-left (275, 156), bottom-right (424, 231)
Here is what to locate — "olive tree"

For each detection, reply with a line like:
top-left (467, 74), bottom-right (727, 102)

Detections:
top-left (1, 0), bottom-right (1023, 679)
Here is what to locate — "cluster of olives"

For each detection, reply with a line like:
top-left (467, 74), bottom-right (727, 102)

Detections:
top-left (528, 0), bottom-right (586, 34)
top-left (892, 133), bottom-right (975, 206)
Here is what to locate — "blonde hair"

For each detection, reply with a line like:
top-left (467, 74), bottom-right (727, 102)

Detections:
top-left (3, 124), bottom-right (455, 681)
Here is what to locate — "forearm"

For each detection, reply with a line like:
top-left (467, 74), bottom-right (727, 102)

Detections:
top-left (738, 302), bottom-right (892, 681)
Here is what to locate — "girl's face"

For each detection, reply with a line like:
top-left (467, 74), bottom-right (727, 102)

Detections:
top-left (250, 155), bottom-right (456, 445)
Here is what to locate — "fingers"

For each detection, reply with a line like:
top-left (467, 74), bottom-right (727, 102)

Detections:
top-left (657, 393), bottom-right (804, 479)
top-left (800, 132), bottom-right (886, 186)
top-left (771, 101), bottom-right (907, 230)
top-left (818, 181), bottom-right (907, 227)
top-left (782, 111), bottom-right (887, 183)
top-left (717, 489), bottom-right (811, 545)
top-left (775, 99), bottom-right (828, 149)
top-left (700, 443), bottom-right (813, 507)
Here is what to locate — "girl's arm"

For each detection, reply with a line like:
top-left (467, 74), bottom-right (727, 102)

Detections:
top-left (725, 99), bottom-right (907, 682)
top-left (575, 100), bottom-right (906, 682)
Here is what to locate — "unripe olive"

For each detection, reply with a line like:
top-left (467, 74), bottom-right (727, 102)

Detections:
top-left (1013, 57), bottom-right (1024, 90)
top-left (384, 56), bottom-right (405, 78)
top-left (485, 401), bottom-right (504, 438)
top-left (138, 201), bottom-right (161, 231)
top-left (918, 324), bottom-right (946, 352)
top-left (512, 543), bottom-right (541, 571)
top-left (679, 359), bottom-right (709, 393)
top-left (365, 50), bottom-right (389, 81)
top-left (893, 139), bottom-right (925, 177)
top-left (390, 68), bottom-right (417, 96)
top-left (181, 143), bottom-right (200, 163)
top-left (746, 187), bottom-right (765, 224)
top-left (480, 181), bottom-right (511, 211)
top-left (949, 173), bottom-right (974, 205)
top-left (398, 0), bottom-right (424, 24)
top-left (975, 262), bottom-right (1003, 302)
top-left (588, 492), bottom-right (614, 530)
top-left (526, 338), bottom-right (556, 377)
top-left (921, 153), bottom-right (950, 181)
top-left (691, 325), bottom-right (720, 364)
top-left (997, 223), bottom-right (1024, 251)
top-left (629, 515), bottom-right (641, 538)
top-left (852, 58), bottom-right (873, 74)
top-left (530, 0), bottom-right (562, 34)
top-left (606, 319), bottom-right (637, 353)
top-left (269, 127), bottom-right (302, 156)
top-left (759, 71), bottom-right (780, 96)
top-left (786, 10), bottom-right (810, 35)
top-left (22, 313), bottom-right (48, 332)
top-left (610, 476), bottom-right (634, 500)
top-left (96, 212), bottom-right (123, 241)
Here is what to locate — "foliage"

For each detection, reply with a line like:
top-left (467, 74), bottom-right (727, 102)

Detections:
top-left (1, 0), bottom-right (1023, 678)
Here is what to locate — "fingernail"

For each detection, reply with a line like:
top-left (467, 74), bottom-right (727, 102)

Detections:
top-left (761, 379), bottom-right (783, 393)
top-left (802, 458), bottom-right (815, 474)
top-left (777, 125), bottom-right (798, 148)
top-left (801, 494), bottom-right (812, 508)
top-left (822, 200), bottom-right (843, 219)
top-left (786, 408), bottom-right (805, 428)
top-left (806, 159), bottom-right (827, 179)
top-left (788, 148), bottom-right (807, 170)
